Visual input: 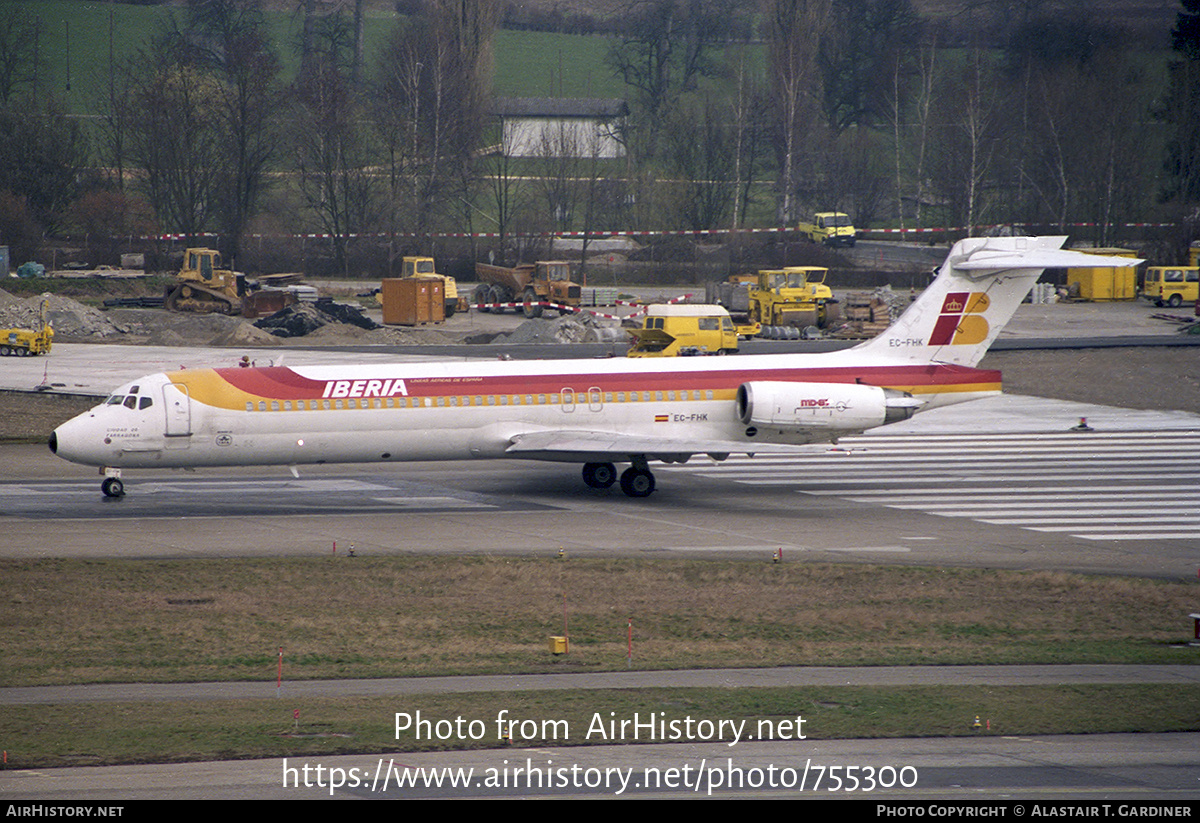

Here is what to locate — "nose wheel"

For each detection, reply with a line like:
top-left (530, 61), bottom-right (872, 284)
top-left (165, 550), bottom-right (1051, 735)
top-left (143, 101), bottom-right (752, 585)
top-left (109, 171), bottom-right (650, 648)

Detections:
top-left (101, 477), bottom-right (125, 498)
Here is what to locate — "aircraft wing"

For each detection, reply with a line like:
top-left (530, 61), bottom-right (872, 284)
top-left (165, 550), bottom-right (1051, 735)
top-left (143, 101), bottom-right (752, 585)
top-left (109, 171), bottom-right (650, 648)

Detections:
top-left (505, 430), bottom-right (821, 461)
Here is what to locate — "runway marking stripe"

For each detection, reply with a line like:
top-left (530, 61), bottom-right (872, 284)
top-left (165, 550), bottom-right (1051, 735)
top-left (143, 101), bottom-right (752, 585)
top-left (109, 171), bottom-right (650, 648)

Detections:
top-left (734, 472), bottom-right (1200, 485)
top-left (854, 432), bottom-right (1200, 442)
top-left (846, 493), bottom-right (1196, 504)
top-left (983, 517), bottom-right (1200, 525)
top-left (666, 430), bottom-right (1199, 542)
top-left (869, 501), bottom-right (1199, 512)
top-left (802, 484), bottom-right (1200, 496)
top-left (687, 459), bottom-right (1200, 473)
top-left (1079, 532), bottom-right (1200, 541)
top-left (703, 447), bottom-right (1200, 462)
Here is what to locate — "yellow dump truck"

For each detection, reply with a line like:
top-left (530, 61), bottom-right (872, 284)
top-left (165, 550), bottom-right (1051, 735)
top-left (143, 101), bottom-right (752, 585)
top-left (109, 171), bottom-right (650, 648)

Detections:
top-left (797, 212), bottom-right (857, 247)
top-left (474, 260), bottom-right (583, 318)
top-left (626, 304), bottom-right (738, 357)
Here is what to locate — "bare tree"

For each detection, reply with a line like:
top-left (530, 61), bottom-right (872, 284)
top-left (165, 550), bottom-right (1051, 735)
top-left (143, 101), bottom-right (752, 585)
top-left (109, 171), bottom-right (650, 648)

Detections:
top-left (373, 1), bottom-right (497, 241)
top-left (0, 6), bottom-right (42, 104)
top-left (931, 48), bottom-right (998, 235)
top-left (187, 0), bottom-right (282, 261)
top-left (910, 40), bottom-right (936, 228)
top-left (537, 123), bottom-right (583, 233)
top-left (817, 0), bottom-right (918, 134)
top-left (606, 0), bottom-right (734, 161)
top-left (666, 97), bottom-right (735, 231)
top-left (768, 0), bottom-right (831, 224)
top-left (0, 102), bottom-right (89, 231)
top-left (1163, 0), bottom-right (1200, 208)
top-left (124, 29), bottom-right (223, 239)
top-left (292, 11), bottom-right (374, 275)
top-left (729, 47), bottom-right (766, 230)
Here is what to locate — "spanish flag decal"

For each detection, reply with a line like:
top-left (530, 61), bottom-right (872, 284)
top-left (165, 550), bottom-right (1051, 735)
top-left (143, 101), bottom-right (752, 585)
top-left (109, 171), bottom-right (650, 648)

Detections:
top-left (928, 292), bottom-right (990, 346)
top-left (654, 414), bottom-right (669, 422)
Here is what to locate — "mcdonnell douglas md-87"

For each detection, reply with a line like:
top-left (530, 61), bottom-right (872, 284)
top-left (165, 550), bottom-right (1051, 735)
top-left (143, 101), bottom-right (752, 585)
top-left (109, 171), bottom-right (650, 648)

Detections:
top-left (50, 237), bottom-right (1140, 499)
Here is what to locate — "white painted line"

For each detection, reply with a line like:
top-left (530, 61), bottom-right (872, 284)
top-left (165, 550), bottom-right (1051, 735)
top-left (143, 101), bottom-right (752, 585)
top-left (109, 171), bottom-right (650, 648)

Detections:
top-left (1020, 523), bottom-right (1200, 533)
top-left (369, 497), bottom-right (495, 509)
top-left (806, 485), bottom-right (1200, 497)
top-left (982, 517), bottom-right (1200, 526)
top-left (1078, 532), bottom-right (1200, 541)
top-left (735, 472), bottom-right (1200, 485)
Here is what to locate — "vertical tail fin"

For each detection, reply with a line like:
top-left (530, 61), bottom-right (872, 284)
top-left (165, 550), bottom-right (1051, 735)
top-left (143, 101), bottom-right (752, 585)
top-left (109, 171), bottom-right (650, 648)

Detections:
top-left (855, 236), bottom-right (1142, 367)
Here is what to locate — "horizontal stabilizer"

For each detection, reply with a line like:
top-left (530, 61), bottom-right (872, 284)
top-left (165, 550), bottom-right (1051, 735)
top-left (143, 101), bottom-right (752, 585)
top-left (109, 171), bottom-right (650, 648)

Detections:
top-left (855, 236), bottom-right (1143, 367)
top-left (956, 246), bottom-right (1143, 274)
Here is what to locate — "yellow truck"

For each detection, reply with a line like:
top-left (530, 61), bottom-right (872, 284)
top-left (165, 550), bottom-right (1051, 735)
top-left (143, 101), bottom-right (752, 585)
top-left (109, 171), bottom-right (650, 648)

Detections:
top-left (0, 299), bottom-right (52, 356)
top-left (626, 305), bottom-right (739, 357)
top-left (797, 212), bottom-right (857, 248)
top-left (400, 256), bottom-right (461, 317)
top-left (1142, 266), bottom-right (1200, 308)
top-left (474, 260), bottom-right (583, 318)
top-left (710, 267), bottom-right (841, 339)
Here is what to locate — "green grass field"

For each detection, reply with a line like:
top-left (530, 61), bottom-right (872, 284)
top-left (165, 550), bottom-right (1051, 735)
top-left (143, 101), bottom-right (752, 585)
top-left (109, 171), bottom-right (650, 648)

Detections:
top-left (5, 557), bottom-right (1197, 688)
top-left (5, 685), bottom-right (1198, 768)
top-left (2, 556), bottom-right (1199, 767)
top-left (10, 0), bottom-right (627, 115)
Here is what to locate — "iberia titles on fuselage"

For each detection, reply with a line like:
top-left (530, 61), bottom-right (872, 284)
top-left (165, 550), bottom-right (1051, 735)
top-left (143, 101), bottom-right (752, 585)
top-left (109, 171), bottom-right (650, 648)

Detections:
top-left (48, 237), bottom-right (1142, 499)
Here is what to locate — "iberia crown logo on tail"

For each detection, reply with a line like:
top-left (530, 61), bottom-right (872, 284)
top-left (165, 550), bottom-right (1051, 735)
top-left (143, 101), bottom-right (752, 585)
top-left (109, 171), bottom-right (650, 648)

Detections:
top-left (928, 292), bottom-right (991, 346)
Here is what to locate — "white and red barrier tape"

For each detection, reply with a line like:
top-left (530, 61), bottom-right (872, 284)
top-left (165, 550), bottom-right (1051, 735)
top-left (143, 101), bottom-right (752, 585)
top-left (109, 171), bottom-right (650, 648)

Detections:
top-left (89, 223), bottom-right (1184, 244)
top-left (474, 292), bottom-right (694, 319)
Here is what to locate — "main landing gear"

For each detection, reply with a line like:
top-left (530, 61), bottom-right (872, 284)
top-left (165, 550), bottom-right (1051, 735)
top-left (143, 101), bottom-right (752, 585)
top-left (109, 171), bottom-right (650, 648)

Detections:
top-left (582, 462), bottom-right (617, 489)
top-left (581, 460), bottom-right (657, 498)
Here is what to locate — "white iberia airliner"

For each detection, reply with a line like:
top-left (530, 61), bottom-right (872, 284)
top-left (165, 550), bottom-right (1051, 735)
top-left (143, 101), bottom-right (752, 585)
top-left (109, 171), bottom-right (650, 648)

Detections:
top-left (49, 237), bottom-right (1140, 499)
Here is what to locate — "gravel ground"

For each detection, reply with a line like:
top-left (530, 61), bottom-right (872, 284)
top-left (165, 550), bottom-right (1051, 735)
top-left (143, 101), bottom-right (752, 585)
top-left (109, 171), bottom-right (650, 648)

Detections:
top-left (3, 347), bottom-right (1195, 443)
top-left (979, 347), bottom-right (1200, 415)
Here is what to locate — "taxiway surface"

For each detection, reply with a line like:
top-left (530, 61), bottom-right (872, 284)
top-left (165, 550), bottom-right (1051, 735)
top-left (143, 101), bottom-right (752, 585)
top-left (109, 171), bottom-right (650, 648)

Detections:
top-left (4, 334), bottom-right (1200, 800)
top-left (4, 388), bottom-right (1198, 578)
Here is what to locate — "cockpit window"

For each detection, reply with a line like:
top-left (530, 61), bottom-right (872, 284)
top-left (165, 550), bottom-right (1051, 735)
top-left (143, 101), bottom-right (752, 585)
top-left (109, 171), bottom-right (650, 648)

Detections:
top-left (129, 385), bottom-right (139, 394)
top-left (106, 395), bottom-right (123, 405)
top-left (139, 397), bottom-right (153, 410)
top-left (123, 396), bottom-right (137, 409)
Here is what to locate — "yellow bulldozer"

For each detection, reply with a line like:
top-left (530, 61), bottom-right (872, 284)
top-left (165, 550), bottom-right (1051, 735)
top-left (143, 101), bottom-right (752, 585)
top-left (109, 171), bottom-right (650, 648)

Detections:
top-left (164, 248), bottom-right (299, 318)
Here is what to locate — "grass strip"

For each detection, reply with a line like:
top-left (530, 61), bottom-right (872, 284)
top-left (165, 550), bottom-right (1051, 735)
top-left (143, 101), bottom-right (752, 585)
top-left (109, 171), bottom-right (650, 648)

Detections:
top-left (3, 685), bottom-right (1198, 769)
top-left (4, 557), bottom-right (1197, 688)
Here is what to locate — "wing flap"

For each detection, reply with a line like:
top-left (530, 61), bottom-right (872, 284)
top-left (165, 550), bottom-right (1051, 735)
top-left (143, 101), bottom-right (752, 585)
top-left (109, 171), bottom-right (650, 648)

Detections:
top-left (505, 430), bottom-right (821, 459)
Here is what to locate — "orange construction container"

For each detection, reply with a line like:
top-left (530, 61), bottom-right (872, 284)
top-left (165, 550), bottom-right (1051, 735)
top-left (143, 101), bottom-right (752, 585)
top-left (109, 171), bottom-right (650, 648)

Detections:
top-left (381, 277), bottom-right (445, 325)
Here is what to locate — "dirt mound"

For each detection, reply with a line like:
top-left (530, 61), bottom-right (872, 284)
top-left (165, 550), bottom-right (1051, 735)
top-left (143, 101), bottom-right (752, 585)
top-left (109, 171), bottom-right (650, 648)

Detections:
top-left (0, 290), bottom-right (129, 340)
top-left (499, 311), bottom-right (624, 345)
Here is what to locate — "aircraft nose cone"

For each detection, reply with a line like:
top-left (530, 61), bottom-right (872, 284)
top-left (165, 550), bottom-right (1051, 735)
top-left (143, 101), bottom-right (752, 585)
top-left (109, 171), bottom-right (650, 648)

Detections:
top-left (48, 414), bottom-right (106, 466)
